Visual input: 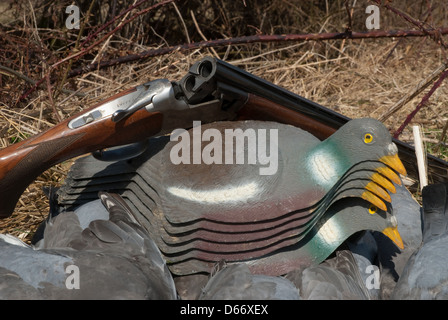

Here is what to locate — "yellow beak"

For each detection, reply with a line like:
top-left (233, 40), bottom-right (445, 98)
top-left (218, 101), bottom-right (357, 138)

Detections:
top-left (382, 226), bottom-right (404, 250)
top-left (376, 165), bottom-right (402, 185)
top-left (365, 181), bottom-right (391, 203)
top-left (379, 153), bottom-right (407, 176)
top-left (370, 172), bottom-right (396, 194)
top-left (361, 190), bottom-right (387, 212)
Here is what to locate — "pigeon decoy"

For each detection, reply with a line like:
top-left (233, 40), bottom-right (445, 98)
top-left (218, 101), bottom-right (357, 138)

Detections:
top-left (392, 182), bottom-right (448, 299)
top-left (0, 192), bottom-right (177, 300)
top-left (153, 119), bottom-right (404, 268)
top-left (191, 230), bottom-right (381, 300)
top-left (55, 119), bottom-right (405, 276)
top-left (198, 261), bottom-right (301, 300)
top-left (169, 197), bottom-right (403, 276)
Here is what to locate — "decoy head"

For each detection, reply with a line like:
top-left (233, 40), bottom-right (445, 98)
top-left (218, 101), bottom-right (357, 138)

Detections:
top-left (308, 118), bottom-right (407, 211)
top-left (328, 118), bottom-right (406, 176)
top-left (313, 198), bottom-right (404, 252)
top-left (368, 203), bottom-right (404, 250)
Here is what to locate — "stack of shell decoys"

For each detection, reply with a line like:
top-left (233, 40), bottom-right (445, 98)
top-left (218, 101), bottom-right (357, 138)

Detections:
top-left (3, 118), bottom-right (448, 299)
top-left (54, 118), bottom-right (406, 278)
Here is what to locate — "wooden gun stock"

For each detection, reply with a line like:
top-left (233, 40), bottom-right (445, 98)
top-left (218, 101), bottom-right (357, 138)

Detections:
top-left (0, 89), bottom-right (163, 218)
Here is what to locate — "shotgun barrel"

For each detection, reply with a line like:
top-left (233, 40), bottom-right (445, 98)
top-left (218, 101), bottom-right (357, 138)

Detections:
top-left (179, 56), bottom-right (448, 187)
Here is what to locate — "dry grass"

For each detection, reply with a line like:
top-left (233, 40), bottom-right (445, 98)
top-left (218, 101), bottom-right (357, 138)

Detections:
top-left (1, 0), bottom-right (447, 243)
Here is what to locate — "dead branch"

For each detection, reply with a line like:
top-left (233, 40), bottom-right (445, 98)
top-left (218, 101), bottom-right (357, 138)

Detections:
top-left (67, 27), bottom-right (448, 78)
top-left (371, 0), bottom-right (447, 50)
top-left (371, 0), bottom-right (448, 137)
top-left (56, 0), bottom-right (97, 100)
top-left (0, 64), bottom-right (84, 97)
top-left (51, 0), bottom-right (176, 72)
top-left (394, 69), bottom-right (448, 139)
top-left (18, 0), bottom-right (176, 103)
top-left (45, 73), bottom-right (62, 122)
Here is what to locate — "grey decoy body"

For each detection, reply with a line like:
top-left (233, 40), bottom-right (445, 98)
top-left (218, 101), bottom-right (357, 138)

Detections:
top-left (178, 185), bottom-right (413, 300)
top-left (172, 196), bottom-right (402, 300)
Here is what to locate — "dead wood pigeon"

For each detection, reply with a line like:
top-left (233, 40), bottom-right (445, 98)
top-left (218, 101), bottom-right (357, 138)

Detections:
top-left (392, 182), bottom-right (448, 299)
top-left (198, 262), bottom-right (301, 300)
top-left (372, 181), bottom-right (422, 299)
top-left (291, 247), bottom-right (372, 300)
top-left (0, 192), bottom-right (177, 299)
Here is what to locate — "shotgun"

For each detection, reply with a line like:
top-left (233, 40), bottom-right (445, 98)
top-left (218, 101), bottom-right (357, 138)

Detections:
top-left (0, 77), bottom-right (235, 218)
top-left (1, 57), bottom-right (446, 218)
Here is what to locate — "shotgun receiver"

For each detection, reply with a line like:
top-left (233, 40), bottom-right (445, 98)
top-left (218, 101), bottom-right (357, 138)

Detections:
top-left (1, 56), bottom-right (447, 218)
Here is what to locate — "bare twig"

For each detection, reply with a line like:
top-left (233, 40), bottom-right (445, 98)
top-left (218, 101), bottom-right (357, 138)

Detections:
top-left (339, 0), bottom-right (357, 60)
top-left (172, 2), bottom-right (190, 44)
top-left (17, 76), bottom-right (46, 104)
top-left (91, 0), bottom-right (135, 64)
top-left (394, 69), bottom-right (448, 139)
top-left (434, 119), bottom-right (448, 153)
top-left (424, 0), bottom-right (434, 26)
top-left (57, 0), bottom-right (96, 97)
top-left (51, 0), bottom-right (176, 71)
top-left (344, 0), bottom-right (354, 34)
top-left (0, 64), bottom-right (84, 97)
top-left (372, 0), bottom-right (447, 50)
top-left (80, 0), bottom-right (162, 48)
top-left (45, 74), bottom-right (62, 122)
top-left (379, 62), bottom-right (448, 121)
top-left (190, 10), bottom-right (220, 59)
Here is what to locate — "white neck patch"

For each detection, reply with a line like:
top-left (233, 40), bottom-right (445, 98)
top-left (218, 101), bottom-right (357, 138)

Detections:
top-left (167, 181), bottom-right (260, 204)
top-left (315, 216), bottom-right (342, 246)
top-left (306, 149), bottom-right (341, 188)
